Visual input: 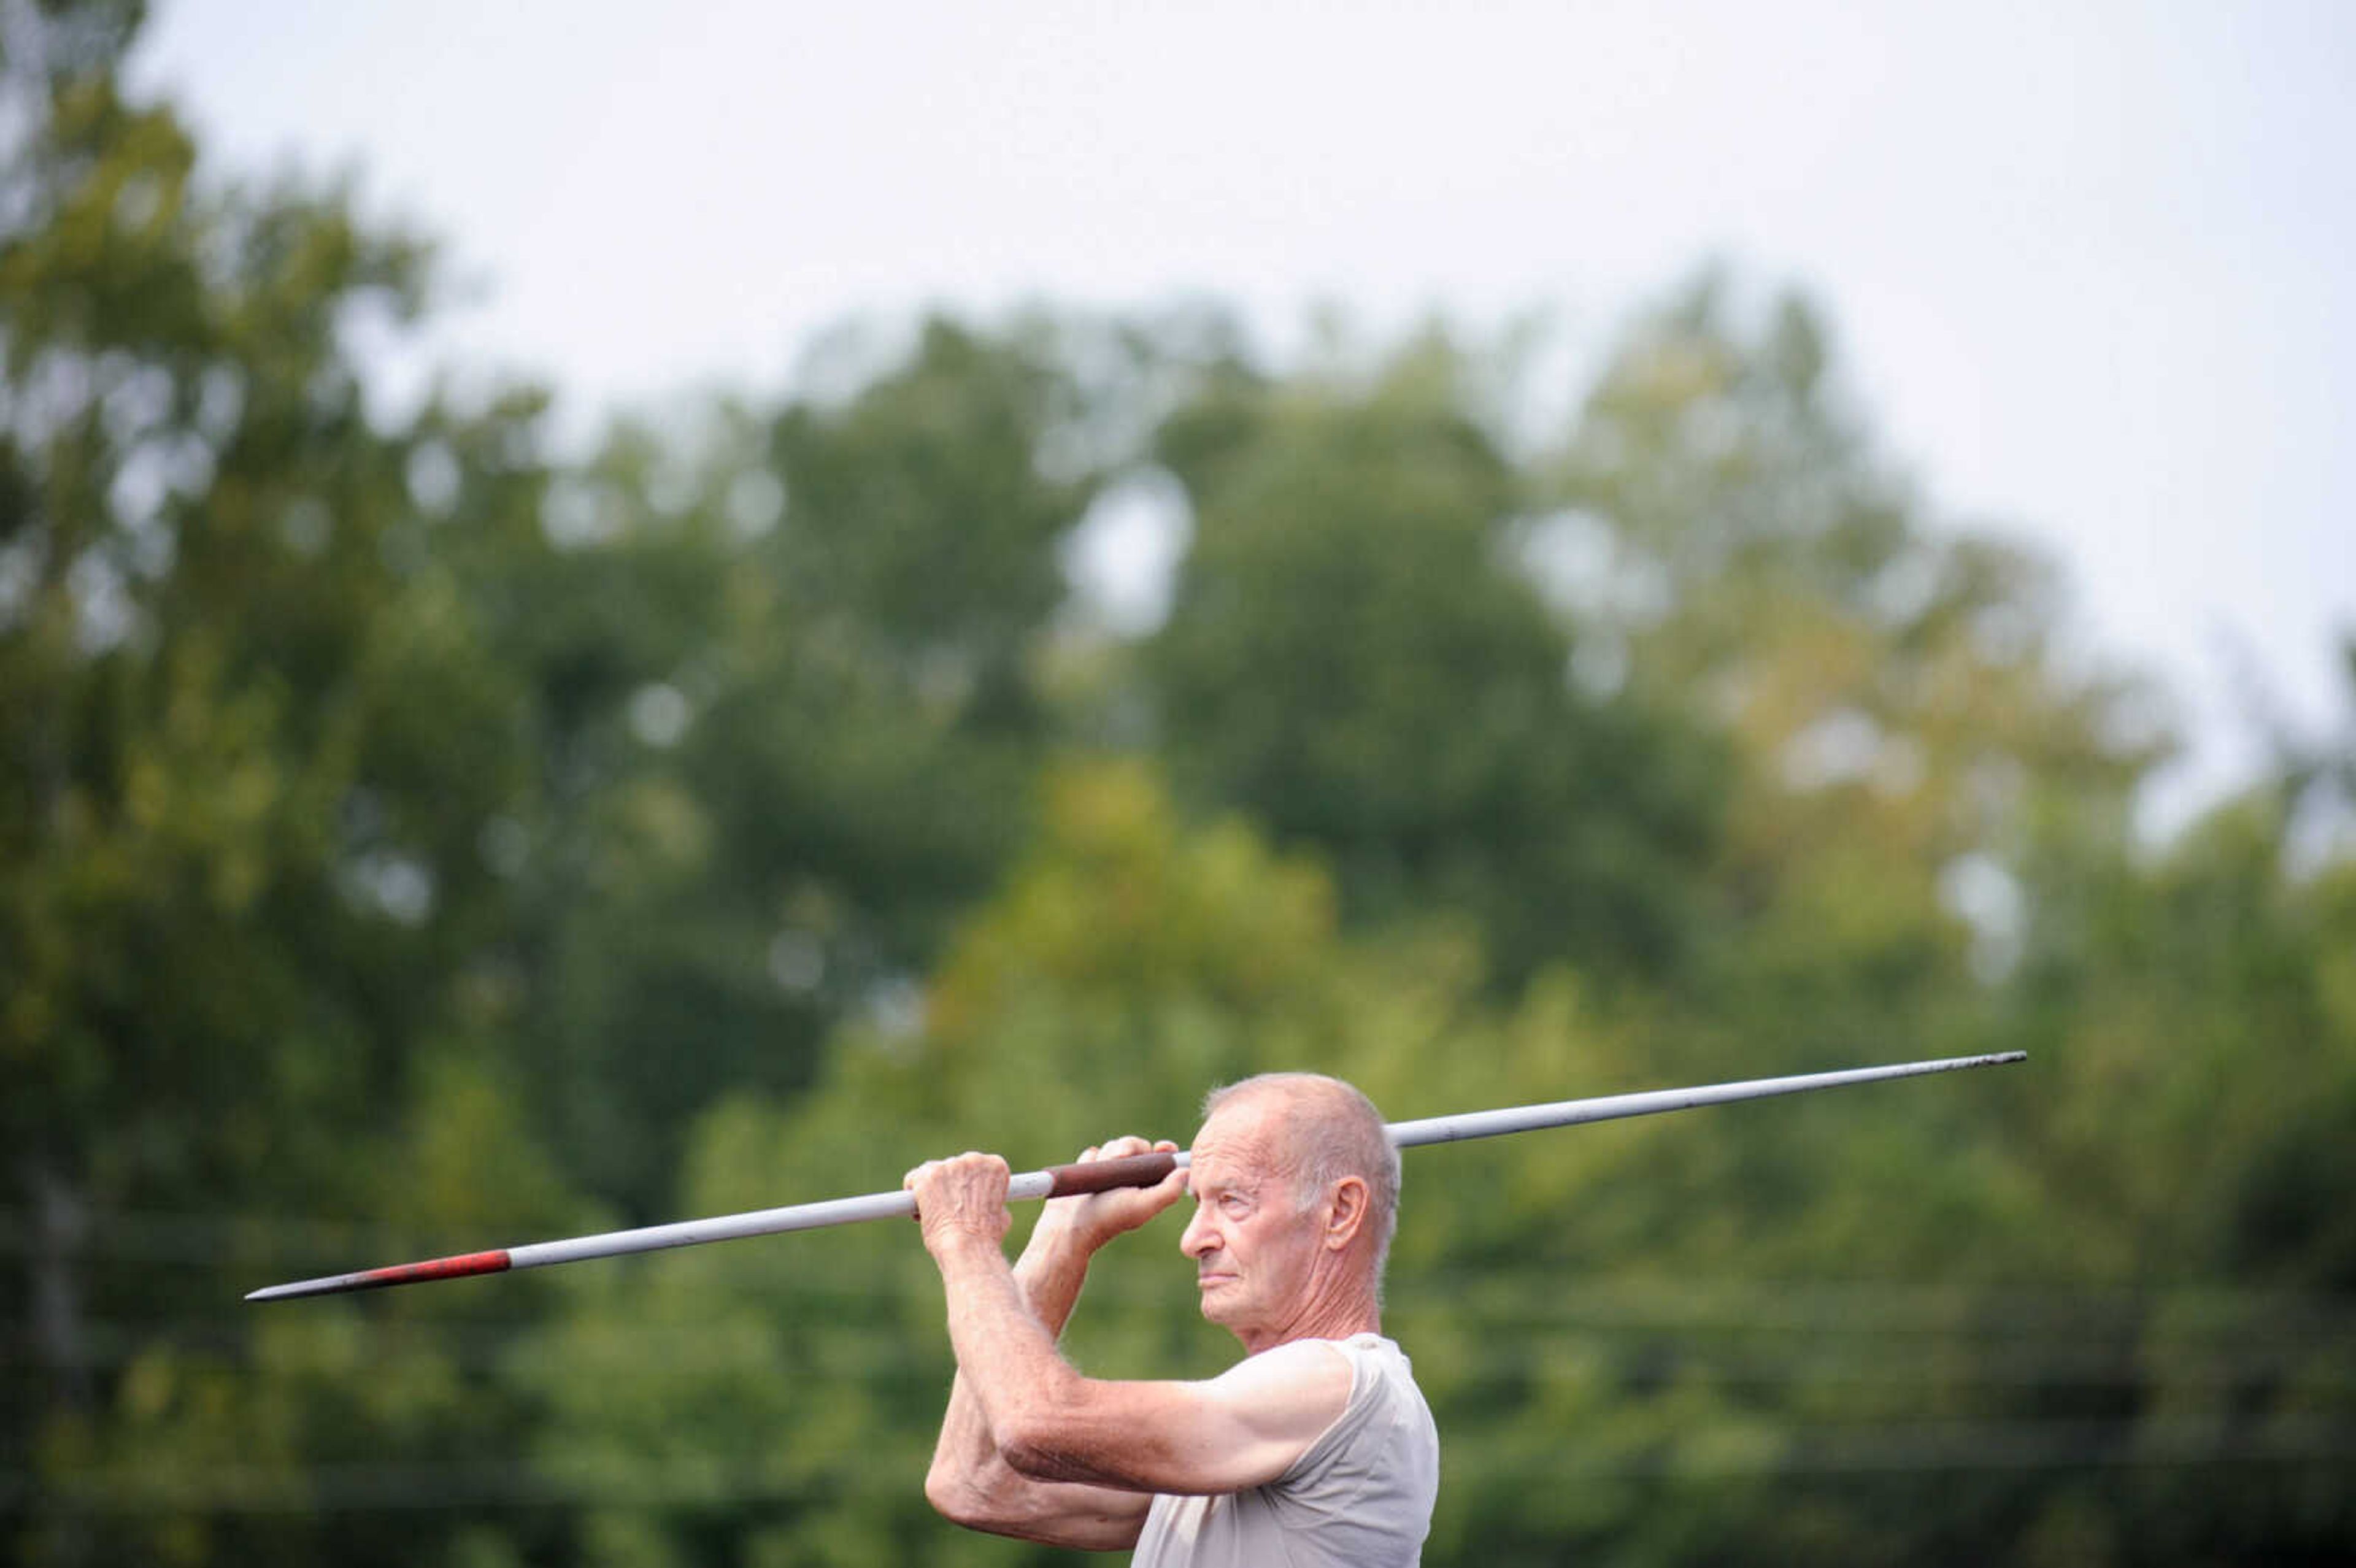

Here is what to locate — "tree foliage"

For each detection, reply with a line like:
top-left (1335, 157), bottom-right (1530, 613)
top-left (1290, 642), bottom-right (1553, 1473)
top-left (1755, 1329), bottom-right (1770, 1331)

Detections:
top-left (4, 9), bottom-right (2350, 1566)
top-left (1148, 334), bottom-right (1728, 988)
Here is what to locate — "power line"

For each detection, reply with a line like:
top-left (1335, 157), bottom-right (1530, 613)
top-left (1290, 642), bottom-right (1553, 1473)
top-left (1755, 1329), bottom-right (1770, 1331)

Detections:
top-left (7, 1418), bottom-right (2349, 1515)
top-left (6, 1316), bottom-right (2349, 1390)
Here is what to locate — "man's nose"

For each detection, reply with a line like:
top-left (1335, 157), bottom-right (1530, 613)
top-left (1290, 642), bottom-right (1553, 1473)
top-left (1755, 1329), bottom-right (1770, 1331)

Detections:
top-left (1180, 1205), bottom-right (1215, 1258)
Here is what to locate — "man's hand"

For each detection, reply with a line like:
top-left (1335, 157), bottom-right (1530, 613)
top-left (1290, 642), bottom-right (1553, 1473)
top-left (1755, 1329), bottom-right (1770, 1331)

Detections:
top-left (1033, 1136), bottom-right (1188, 1255)
top-left (905, 1152), bottom-right (1015, 1261)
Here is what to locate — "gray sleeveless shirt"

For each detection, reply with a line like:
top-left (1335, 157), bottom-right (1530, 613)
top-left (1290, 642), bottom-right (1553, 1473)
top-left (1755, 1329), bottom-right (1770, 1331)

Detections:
top-left (1131, 1334), bottom-right (1439, 1567)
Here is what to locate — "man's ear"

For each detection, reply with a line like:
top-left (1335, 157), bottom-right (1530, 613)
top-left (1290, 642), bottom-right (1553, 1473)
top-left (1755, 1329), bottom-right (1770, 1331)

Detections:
top-left (1323, 1175), bottom-right (1369, 1251)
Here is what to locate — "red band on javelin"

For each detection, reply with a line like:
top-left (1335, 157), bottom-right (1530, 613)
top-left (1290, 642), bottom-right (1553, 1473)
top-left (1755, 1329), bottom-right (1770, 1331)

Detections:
top-left (361, 1250), bottom-right (512, 1289)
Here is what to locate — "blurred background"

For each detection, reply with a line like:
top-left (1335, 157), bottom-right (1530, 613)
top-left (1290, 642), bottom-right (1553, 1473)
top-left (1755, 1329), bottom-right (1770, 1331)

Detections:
top-left (5, 1), bottom-right (2351, 1563)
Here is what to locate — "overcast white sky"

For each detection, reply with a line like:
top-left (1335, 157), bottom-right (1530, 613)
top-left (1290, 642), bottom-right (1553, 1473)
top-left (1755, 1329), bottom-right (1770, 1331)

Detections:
top-left (129, 0), bottom-right (2352, 828)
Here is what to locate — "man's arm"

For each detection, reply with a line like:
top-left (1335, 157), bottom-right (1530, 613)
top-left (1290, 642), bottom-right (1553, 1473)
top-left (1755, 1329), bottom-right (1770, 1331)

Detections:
top-left (917, 1139), bottom-right (1187, 1550)
top-left (911, 1153), bottom-right (1353, 1502)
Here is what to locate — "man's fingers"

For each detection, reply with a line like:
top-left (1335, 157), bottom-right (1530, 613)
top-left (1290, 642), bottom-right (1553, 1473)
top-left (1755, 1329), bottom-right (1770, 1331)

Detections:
top-left (901, 1155), bottom-right (1009, 1196)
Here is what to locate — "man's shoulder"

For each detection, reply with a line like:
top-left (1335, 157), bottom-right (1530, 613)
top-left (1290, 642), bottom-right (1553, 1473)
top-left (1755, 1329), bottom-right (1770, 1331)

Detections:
top-left (1212, 1337), bottom-right (1355, 1407)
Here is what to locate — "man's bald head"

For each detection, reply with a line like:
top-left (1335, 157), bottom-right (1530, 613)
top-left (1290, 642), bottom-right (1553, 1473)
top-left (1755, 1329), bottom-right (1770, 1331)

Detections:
top-left (1200, 1074), bottom-right (1399, 1278)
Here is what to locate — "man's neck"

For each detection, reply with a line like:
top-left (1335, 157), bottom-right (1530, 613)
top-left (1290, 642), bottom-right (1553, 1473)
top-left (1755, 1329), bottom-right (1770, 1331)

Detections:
top-left (1239, 1281), bottom-right (1382, 1355)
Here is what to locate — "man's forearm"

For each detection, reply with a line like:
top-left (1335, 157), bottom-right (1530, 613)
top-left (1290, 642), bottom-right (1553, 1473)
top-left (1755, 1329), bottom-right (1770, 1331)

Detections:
top-left (1012, 1217), bottom-right (1096, 1337)
top-left (935, 1232), bottom-right (1084, 1429)
top-left (927, 1221), bottom-right (1096, 1504)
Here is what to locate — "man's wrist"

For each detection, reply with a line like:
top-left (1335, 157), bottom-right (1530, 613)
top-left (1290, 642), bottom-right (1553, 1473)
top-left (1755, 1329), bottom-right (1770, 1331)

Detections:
top-left (927, 1228), bottom-right (1009, 1272)
top-left (1016, 1228), bottom-right (1090, 1282)
top-left (1022, 1212), bottom-right (1106, 1267)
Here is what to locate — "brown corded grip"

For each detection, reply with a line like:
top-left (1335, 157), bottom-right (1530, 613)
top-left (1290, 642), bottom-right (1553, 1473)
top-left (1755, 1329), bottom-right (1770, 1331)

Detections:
top-left (1042, 1151), bottom-right (1180, 1197)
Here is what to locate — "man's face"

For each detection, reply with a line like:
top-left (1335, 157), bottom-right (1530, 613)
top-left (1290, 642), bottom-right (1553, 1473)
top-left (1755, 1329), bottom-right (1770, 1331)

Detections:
top-left (1179, 1095), bottom-right (1323, 1349)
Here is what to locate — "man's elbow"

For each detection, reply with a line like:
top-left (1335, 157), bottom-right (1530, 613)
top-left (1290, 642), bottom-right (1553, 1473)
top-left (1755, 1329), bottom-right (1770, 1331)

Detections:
top-left (923, 1464), bottom-right (960, 1518)
top-left (925, 1463), bottom-right (996, 1529)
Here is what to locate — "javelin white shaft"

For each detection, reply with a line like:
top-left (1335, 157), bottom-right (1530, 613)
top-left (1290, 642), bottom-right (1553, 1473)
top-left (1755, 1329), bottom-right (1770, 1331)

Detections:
top-left (510, 1173), bottom-right (1066, 1270)
top-left (1384, 1051), bottom-right (2027, 1149)
top-left (246, 1051), bottom-right (2021, 1301)
top-left (246, 1175), bottom-right (1059, 1300)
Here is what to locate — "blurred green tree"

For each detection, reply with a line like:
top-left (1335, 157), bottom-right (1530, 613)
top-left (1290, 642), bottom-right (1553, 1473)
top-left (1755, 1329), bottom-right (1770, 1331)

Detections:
top-left (1, 5), bottom-right (580, 1561)
top-left (6, 8), bottom-right (2349, 1561)
top-left (1146, 329), bottom-right (1728, 990)
top-left (1538, 279), bottom-right (2163, 1074)
top-left (482, 319), bottom-right (1099, 1214)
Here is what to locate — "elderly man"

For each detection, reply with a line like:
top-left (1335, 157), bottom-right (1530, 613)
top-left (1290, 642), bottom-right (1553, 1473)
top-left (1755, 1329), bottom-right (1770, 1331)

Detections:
top-left (904, 1072), bottom-right (1439, 1565)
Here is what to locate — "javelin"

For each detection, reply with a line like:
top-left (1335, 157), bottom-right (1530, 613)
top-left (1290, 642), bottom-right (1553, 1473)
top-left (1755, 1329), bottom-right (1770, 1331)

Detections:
top-left (246, 1051), bottom-right (2024, 1302)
